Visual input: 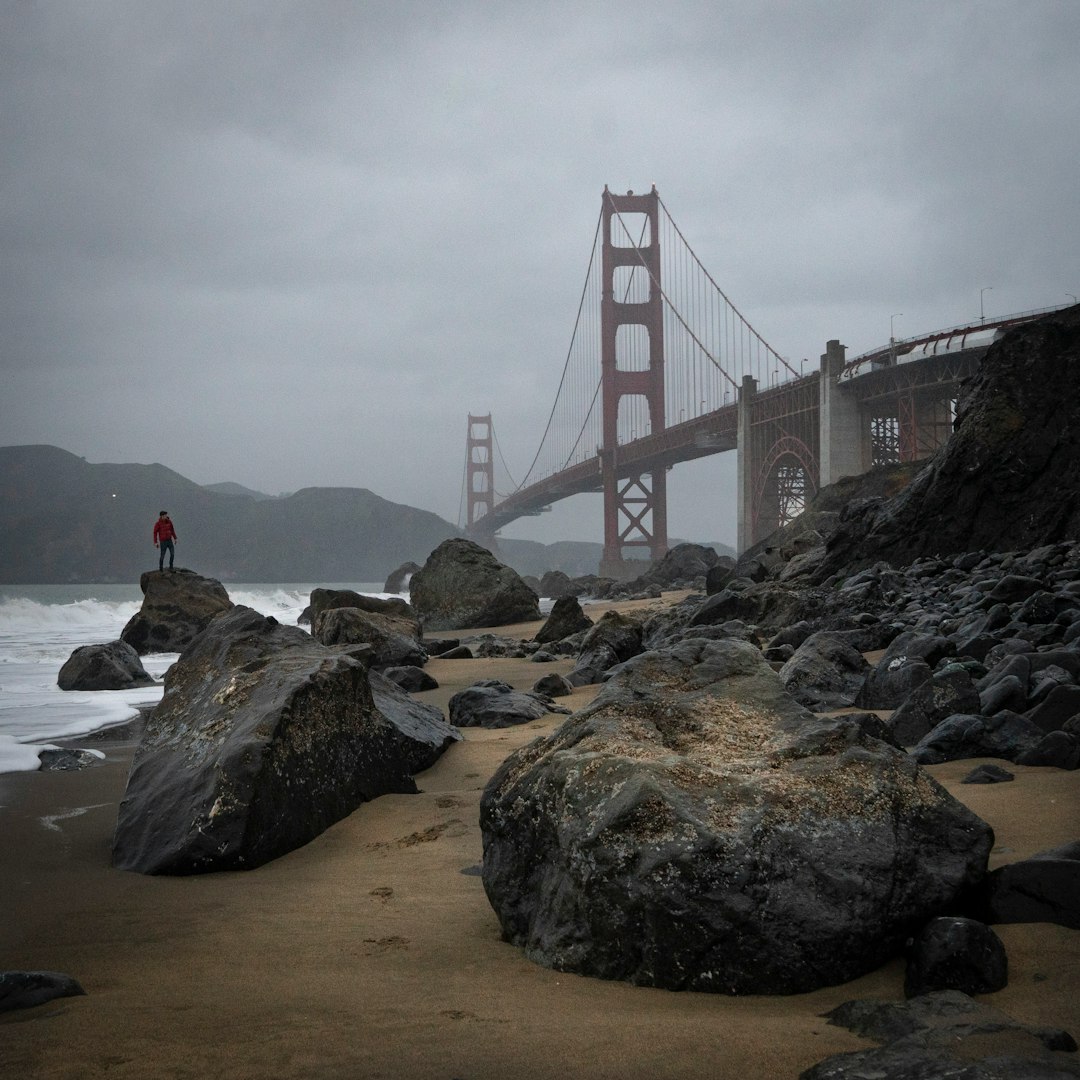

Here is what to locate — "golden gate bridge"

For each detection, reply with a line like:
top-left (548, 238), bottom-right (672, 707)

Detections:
top-left (461, 186), bottom-right (1064, 577)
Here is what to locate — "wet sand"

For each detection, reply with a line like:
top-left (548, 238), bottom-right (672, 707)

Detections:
top-left (2, 596), bottom-right (1078, 1079)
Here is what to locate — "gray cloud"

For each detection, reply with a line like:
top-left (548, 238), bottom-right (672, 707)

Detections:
top-left (2, 1), bottom-right (1078, 548)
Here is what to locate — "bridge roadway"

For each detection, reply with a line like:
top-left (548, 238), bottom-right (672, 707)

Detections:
top-left (481, 404), bottom-right (738, 533)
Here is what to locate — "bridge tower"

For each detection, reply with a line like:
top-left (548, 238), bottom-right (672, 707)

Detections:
top-left (599, 185), bottom-right (668, 578)
top-left (465, 413), bottom-right (495, 535)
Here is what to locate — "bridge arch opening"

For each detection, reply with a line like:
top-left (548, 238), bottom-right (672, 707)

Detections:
top-left (753, 436), bottom-right (818, 541)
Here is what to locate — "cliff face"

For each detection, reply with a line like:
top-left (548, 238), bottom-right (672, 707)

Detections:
top-left (817, 304), bottom-right (1080, 577)
top-left (0, 446), bottom-right (461, 583)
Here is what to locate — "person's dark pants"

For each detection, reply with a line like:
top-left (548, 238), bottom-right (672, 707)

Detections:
top-left (159, 539), bottom-right (175, 571)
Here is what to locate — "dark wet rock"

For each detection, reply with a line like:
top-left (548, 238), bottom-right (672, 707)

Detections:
top-left (978, 673), bottom-right (1029, 716)
top-left (37, 747), bottom-right (102, 771)
top-left (980, 841), bottom-right (1080, 930)
top-left (423, 638), bottom-right (461, 656)
top-left (904, 917), bottom-right (1008, 998)
top-left (120, 569), bottom-right (233, 654)
top-left (961, 763), bottom-right (1015, 784)
top-left (383, 561), bottom-right (422, 593)
top-left (530, 649), bottom-right (558, 663)
top-left (57, 639), bottom-right (156, 691)
top-left (481, 638), bottom-right (993, 995)
top-left (909, 710), bottom-right (1046, 765)
top-left (0, 970), bottom-right (86, 1013)
top-left (438, 645), bottom-right (473, 660)
top-left (763, 644), bottom-right (794, 664)
top-left (308, 588), bottom-right (421, 633)
top-left (311, 606), bottom-right (427, 670)
top-left (802, 990), bottom-right (1080, 1079)
top-left (112, 606), bottom-right (459, 875)
top-left (566, 610), bottom-right (645, 686)
top-left (630, 543), bottom-right (719, 589)
top-left (840, 711), bottom-right (903, 749)
top-left (777, 631), bottom-right (870, 710)
top-left (538, 570), bottom-right (579, 599)
top-left (704, 559), bottom-right (738, 595)
top-left (566, 643), bottom-right (621, 687)
top-left (380, 665), bottom-right (438, 693)
top-left (534, 595), bottom-right (593, 644)
top-left (888, 668), bottom-right (981, 746)
top-left (409, 538), bottom-right (541, 631)
top-left (532, 673), bottom-right (573, 698)
top-left (881, 631), bottom-right (955, 669)
top-left (366, 670), bottom-right (459, 775)
top-left (1016, 729), bottom-right (1080, 769)
top-left (856, 655), bottom-right (933, 710)
top-left (1025, 684), bottom-right (1080, 733)
top-left (765, 620), bottom-right (815, 652)
top-left (449, 680), bottom-right (568, 729)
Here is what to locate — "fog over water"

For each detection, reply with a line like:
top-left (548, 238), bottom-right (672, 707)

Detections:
top-left (2, 2), bottom-right (1078, 548)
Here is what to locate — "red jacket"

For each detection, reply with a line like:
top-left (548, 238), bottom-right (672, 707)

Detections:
top-left (153, 517), bottom-right (177, 543)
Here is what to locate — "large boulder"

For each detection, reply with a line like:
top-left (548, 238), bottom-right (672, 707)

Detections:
top-left (112, 606), bottom-right (459, 875)
top-left (57, 639), bottom-right (156, 691)
top-left (120, 569), bottom-right (233, 654)
top-left (409, 539), bottom-right (541, 631)
top-left (311, 606), bottom-right (427, 670)
top-left (632, 542), bottom-right (720, 589)
top-left (480, 638), bottom-right (993, 994)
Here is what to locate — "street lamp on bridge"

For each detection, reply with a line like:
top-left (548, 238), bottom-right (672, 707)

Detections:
top-left (980, 286), bottom-right (993, 324)
top-left (890, 314), bottom-right (902, 363)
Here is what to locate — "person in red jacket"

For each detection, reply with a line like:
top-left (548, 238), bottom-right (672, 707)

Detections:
top-left (153, 510), bottom-right (178, 571)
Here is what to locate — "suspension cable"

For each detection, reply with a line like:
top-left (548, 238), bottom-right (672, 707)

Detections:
top-left (656, 194), bottom-right (798, 378)
top-left (513, 209), bottom-right (604, 491)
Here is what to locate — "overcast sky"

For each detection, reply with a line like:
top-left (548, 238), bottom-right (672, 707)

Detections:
top-left (3, 1), bottom-right (1078, 549)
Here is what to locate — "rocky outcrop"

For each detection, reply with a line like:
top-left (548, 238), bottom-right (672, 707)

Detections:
top-left (813, 305), bottom-right (1080, 577)
top-left (480, 638), bottom-right (992, 994)
top-left (802, 991), bottom-right (1079, 1079)
top-left (409, 539), bottom-right (541, 631)
top-left (120, 569), bottom-right (233, 654)
top-left (384, 561), bottom-right (422, 593)
top-left (57, 639), bottom-right (156, 691)
top-left (113, 606), bottom-right (459, 874)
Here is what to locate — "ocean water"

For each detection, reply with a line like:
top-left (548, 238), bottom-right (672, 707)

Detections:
top-left (0, 583), bottom-right (391, 775)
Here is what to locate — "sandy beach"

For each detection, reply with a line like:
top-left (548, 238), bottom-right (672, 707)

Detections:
top-left (2, 595), bottom-right (1079, 1080)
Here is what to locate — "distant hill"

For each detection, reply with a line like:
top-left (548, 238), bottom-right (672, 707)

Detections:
top-left (0, 446), bottom-right (461, 584)
top-left (202, 481), bottom-right (281, 501)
